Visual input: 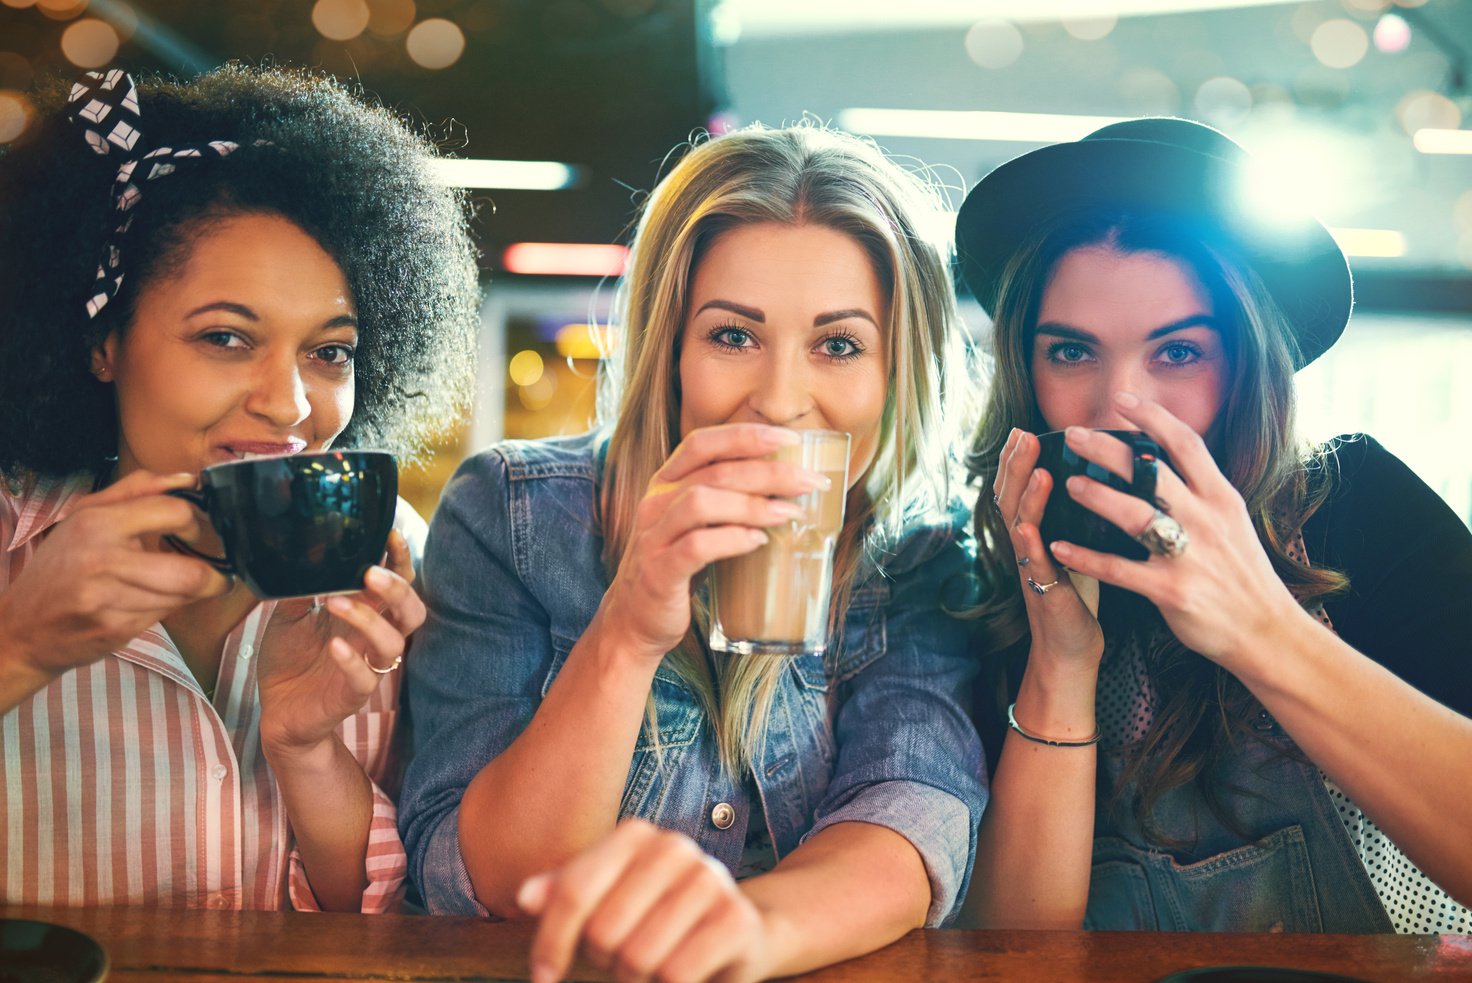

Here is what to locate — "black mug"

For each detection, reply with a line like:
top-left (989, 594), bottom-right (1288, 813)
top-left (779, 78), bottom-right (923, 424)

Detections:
top-left (1035, 429), bottom-right (1165, 562)
top-left (166, 450), bottom-right (397, 599)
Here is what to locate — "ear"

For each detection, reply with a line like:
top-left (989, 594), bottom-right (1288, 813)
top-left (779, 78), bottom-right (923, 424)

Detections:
top-left (89, 331), bottom-right (119, 383)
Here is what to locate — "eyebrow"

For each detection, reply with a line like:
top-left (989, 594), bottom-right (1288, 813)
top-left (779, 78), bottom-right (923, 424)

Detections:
top-left (694, 299), bottom-right (879, 328)
top-left (1034, 315), bottom-right (1220, 343)
top-left (184, 301), bottom-right (358, 331)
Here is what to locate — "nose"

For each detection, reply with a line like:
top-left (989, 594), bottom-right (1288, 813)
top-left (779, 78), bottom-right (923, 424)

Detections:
top-left (1087, 363), bottom-right (1149, 430)
top-left (244, 352), bottom-right (311, 428)
top-left (746, 354), bottom-right (815, 428)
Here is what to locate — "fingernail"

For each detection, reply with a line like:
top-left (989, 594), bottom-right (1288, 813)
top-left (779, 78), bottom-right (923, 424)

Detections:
top-left (1115, 391), bottom-right (1140, 408)
top-left (1027, 470), bottom-right (1042, 489)
top-left (801, 470), bottom-right (832, 491)
top-left (749, 529), bottom-right (769, 546)
top-left (365, 566), bottom-right (392, 590)
top-left (1066, 476), bottom-right (1086, 494)
top-left (1065, 425), bottom-right (1090, 442)
top-left (530, 963), bottom-right (558, 983)
top-left (1006, 427), bottom-right (1019, 447)
top-left (769, 500), bottom-right (805, 520)
top-left (767, 427), bottom-right (801, 445)
top-left (1051, 541), bottom-right (1074, 560)
top-left (326, 596), bottom-right (353, 615)
top-left (517, 873), bottom-right (550, 913)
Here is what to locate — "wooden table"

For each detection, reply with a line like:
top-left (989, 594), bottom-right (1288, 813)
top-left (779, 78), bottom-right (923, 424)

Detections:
top-left (4, 905), bottom-right (1471, 981)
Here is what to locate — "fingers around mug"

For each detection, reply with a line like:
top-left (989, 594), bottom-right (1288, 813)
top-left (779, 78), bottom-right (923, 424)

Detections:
top-left (1062, 426), bottom-right (1193, 517)
top-left (108, 548), bottom-right (231, 600)
top-left (581, 833), bottom-right (710, 970)
top-left (991, 427), bottom-right (1021, 499)
top-left (360, 565), bottom-right (425, 635)
top-left (1064, 474), bottom-right (1171, 548)
top-left (1049, 537), bottom-right (1160, 599)
top-left (326, 636), bottom-right (381, 699)
top-left (325, 595), bottom-right (405, 672)
top-left (1112, 393), bottom-right (1232, 498)
top-left (609, 856), bottom-right (735, 983)
top-left (382, 529), bottom-right (415, 585)
top-left (77, 469), bottom-right (197, 511)
top-left (996, 430), bottom-right (1040, 522)
top-left (658, 424), bottom-right (800, 485)
top-left (527, 820), bottom-right (659, 983)
top-left (645, 485), bottom-right (800, 544)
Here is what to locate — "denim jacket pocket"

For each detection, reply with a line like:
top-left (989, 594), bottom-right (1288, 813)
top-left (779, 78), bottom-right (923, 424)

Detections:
top-left (1086, 826), bottom-right (1324, 932)
top-left (830, 586), bottom-right (887, 682)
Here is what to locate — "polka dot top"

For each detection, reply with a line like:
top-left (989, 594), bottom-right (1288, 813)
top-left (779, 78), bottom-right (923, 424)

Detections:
top-left (1096, 531), bottom-right (1470, 934)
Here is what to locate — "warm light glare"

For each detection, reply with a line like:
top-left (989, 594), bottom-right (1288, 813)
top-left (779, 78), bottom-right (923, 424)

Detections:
top-left (1397, 90), bottom-right (1460, 136)
top-left (0, 90), bottom-right (30, 143)
top-left (61, 18), bottom-right (120, 68)
top-left (406, 18), bottom-right (465, 69)
top-left (518, 373), bottom-right (557, 411)
top-left (837, 107), bottom-right (1127, 143)
top-left (503, 243), bottom-right (630, 277)
top-left (1328, 227), bottom-right (1407, 257)
top-left (367, 0), bottom-right (415, 36)
top-left (964, 19), bottom-right (1024, 70)
top-left (427, 158), bottom-right (580, 191)
top-left (508, 349), bottom-right (545, 388)
top-left (1062, 14), bottom-right (1117, 40)
top-left (1413, 128), bottom-right (1472, 155)
top-left (555, 323), bottom-right (614, 360)
top-left (0, 0), bottom-right (39, 9)
top-left (312, 0), bottom-right (371, 41)
top-left (36, 0), bottom-right (86, 18)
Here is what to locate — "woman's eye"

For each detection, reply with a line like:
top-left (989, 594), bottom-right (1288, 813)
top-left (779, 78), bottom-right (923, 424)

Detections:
top-left (313, 344), bottom-right (356, 366)
top-left (1047, 341), bottom-right (1092, 364)
top-left (1158, 342), bottom-right (1201, 365)
top-left (200, 330), bottom-right (247, 349)
top-left (710, 326), bottom-right (754, 350)
top-left (819, 335), bottom-right (863, 360)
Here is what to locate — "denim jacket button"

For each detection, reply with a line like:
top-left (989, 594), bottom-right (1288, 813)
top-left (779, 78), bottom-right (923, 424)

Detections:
top-left (709, 802), bottom-right (735, 830)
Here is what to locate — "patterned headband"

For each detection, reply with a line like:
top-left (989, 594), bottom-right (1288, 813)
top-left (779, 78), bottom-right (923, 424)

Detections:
top-left (65, 69), bottom-right (240, 319)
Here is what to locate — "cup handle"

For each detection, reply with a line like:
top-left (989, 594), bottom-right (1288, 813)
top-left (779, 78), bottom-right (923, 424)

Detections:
top-left (163, 487), bottom-right (234, 574)
top-left (1131, 443), bottom-right (1160, 504)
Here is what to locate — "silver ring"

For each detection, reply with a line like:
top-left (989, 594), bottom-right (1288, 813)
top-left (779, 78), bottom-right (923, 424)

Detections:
top-left (310, 596), bottom-right (325, 614)
top-left (367, 653), bottom-right (404, 675)
top-left (1017, 555), bottom-right (1031, 568)
top-left (1027, 577), bottom-right (1061, 595)
top-left (1135, 508), bottom-right (1189, 558)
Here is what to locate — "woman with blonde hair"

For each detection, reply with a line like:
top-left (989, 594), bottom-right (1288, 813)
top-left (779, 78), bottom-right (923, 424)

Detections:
top-left (400, 124), bottom-right (984, 981)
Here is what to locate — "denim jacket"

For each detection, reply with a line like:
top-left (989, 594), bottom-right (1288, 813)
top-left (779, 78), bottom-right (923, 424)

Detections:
top-left (399, 432), bottom-right (986, 925)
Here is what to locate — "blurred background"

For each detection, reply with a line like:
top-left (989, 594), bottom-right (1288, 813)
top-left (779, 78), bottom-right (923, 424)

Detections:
top-left (3, 0), bottom-right (1470, 523)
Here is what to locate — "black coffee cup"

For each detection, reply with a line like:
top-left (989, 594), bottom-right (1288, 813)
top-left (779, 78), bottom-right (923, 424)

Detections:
top-left (166, 450), bottom-right (397, 599)
top-left (1035, 429), bottom-right (1164, 562)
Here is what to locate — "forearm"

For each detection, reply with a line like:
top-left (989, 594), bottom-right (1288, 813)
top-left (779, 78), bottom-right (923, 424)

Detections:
top-left (966, 661), bottom-right (1098, 929)
top-left (268, 736), bottom-right (374, 912)
top-left (1230, 609), bottom-right (1472, 904)
top-left (459, 608), bottom-right (661, 916)
top-left (740, 822), bottom-right (930, 979)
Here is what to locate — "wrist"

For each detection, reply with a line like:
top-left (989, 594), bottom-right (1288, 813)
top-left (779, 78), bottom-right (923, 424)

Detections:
top-left (581, 604), bottom-right (668, 678)
top-left (261, 732), bottom-right (341, 775)
top-left (1013, 661), bottom-right (1099, 743)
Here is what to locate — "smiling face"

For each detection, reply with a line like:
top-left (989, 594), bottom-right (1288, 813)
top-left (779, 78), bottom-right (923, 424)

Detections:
top-left (1031, 244), bottom-right (1229, 436)
top-left (95, 212), bottom-right (358, 478)
top-left (677, 221), bottom-right (889, 485)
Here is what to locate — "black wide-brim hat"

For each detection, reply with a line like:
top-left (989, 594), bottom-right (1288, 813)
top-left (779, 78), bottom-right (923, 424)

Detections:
top-left (955, 117), bottom-right (1352, 368)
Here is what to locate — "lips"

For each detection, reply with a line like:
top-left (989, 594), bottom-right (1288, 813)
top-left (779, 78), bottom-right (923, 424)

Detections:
top-left (219, 438), bottom-right (309, 460)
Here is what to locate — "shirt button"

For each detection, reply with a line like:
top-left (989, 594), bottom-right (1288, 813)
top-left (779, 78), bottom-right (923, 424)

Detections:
top-left (238, 643), bottom-right (253, 660)
top-left (211, 764), bottom-right (228, 781)
top-left (710, 802), bottom-right (735, 830)
top-left (206, 893), bottom-right (228, 909)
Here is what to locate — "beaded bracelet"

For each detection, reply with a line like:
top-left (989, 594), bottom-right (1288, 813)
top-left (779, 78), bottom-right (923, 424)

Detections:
top-left (1007, 702), bottom-right (1100, 748)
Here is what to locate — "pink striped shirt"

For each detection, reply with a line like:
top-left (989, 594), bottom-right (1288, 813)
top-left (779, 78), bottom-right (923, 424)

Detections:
top-left (0, 472), bottom-right (407, 911)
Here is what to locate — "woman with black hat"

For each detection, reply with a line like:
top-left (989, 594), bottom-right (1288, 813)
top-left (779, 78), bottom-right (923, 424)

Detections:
top-left (956, 117), bottom-right (1472, 933)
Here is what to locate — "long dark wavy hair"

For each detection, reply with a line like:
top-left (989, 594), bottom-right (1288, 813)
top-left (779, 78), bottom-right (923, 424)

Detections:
top-left (0, 64), bottom-right (481, 480)
top-left (964, 209), bottom-right (1349, 844)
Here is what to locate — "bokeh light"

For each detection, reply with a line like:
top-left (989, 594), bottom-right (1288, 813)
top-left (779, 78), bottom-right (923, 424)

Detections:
top-left (1393, 0), bottom-right (1428, 7)
top-left (1340, 0), bottom-right (1390, 16)
top-left (312, 0), bottom-right (371, 41)
top-left (508, 349), bottom-right (545, 388)
top-left (0, 90), bottom-right (32, 144)
top-left (0, 0), bottom-right (39, 9)
top-left (107, 1), bottom-right (138, 40)
top-left (1453, 190), bottom-right (1472, 235)
top-left (1290, 4), bottom-right (1324, 43)
top-left (964, 19), bottom-right (1023, 71)
top-left (518, 372), bottom-right (557, 411)
top-left (1194, 76), bottom-right (1253, 127)
top-left (406, 18), bottom-right (465, 69)
top-left (60, 18), bottom-right (120, 68)
top-left (1395, 89), bottom-right (1460, 136)
top-left (1372, 13), bottom-right (1411, 54)
top-left (1062, 14), bottom-right (1116, 42)
top-left (36, 0), bottom-right (87, 20)
top-left (367, 0), bottom-right (416, 37)
top-left (1118, 67), bottom-right (1179, 117)
top-left (1311, 19), bottom-right (1369, 69)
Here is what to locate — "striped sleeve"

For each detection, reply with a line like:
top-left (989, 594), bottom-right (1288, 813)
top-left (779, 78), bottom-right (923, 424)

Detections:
top-left (285, 778), bottom-right (406, 913)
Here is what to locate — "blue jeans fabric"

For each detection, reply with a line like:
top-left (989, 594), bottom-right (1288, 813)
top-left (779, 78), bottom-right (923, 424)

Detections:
top-left (1086, 711), bottom-right (1392, 932)
top-left (398, 432), bottom-right (987, 925)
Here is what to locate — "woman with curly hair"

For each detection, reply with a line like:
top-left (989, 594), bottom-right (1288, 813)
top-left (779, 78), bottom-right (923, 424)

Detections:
top-left (0, 64), bottom-right (479, 911)
top-left (400, 124), bottom-right (984, 981)
top-left (957, 117), bottom-right (1472, 933)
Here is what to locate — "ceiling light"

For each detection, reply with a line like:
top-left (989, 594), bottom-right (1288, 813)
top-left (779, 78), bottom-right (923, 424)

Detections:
top-left (1413, 128), bottom-right (1472, 155)
top-left (837, 108), bottom-right (1127, 143)
top-left (428, 159), bottom-right (581, 190)
top-left (502, 243), bottom-right (629, 276)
